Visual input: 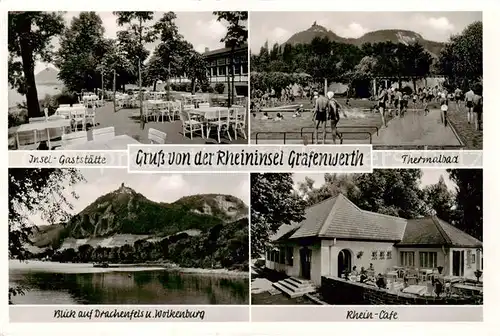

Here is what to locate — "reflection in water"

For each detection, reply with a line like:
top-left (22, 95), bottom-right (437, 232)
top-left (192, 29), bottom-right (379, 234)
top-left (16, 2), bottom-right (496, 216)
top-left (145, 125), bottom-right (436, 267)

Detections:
top-left (10, 268), bottom-right (248, 305)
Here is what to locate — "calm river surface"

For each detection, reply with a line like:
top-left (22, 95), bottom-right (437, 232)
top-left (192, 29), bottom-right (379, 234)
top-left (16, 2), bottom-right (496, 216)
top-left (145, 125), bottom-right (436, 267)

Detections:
top-left (9, 260), bottom-right (248, 305)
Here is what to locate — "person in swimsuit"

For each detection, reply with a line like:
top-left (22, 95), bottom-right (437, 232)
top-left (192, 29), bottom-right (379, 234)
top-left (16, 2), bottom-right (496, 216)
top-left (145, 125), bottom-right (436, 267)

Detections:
top-left (465, 88), bottom-right (475, 124)
top-left (312, 92), bottom-right (328, 144)
top-left (378, 86), bottom-right (388, 127)
top-left (394, 88), bottom-right (402, 116)
top-left (326, 91), bottom-right (348, 144)
top-left (472, 87), bottom-right (483, 131)
top-left (401, 92), bottom-right (409, 117)
top-left (440, 93), bottom-right (449, 126)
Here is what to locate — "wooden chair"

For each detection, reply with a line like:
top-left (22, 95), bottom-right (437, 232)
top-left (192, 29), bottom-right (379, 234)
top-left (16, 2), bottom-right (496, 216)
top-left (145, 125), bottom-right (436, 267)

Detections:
top-left (207, 108), bottom-right (232, 143)
top-left (180, 110), bottom-right (204, 139)
top-left (148, 128), bottom-right (167, 144)
top-left (86, 105), bottom-right (97, 128)
top-left (229, 107), bottom-right (247, 140)
top-left (92, 127), bottom-right (115, 141)
top-left (71, 107), bottom-right (86, 131)
top-left (29, 117), bottom-right (47, 123)
top-left (62, 131), bottom-right (88, 147)
top-left (16, 130), bottom-right (39, 150)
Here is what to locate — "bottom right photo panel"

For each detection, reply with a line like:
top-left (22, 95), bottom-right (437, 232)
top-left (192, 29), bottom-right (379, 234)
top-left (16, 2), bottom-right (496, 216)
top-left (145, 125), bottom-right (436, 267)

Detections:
top-left (251, 169), bottom-right (483, 306)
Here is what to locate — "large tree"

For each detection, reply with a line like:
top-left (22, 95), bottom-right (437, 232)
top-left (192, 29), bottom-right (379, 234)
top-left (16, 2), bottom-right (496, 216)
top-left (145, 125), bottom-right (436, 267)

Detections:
top-left (114, 11), bottom-right (156, 129)
top-left (438, 21), bottom-right (482, 90)
top-left (55, 12), bottom-right (107, 92)
top-left (447, 169), bottom-right (483, 240)
top-left (250, 174), bottom-right (305, 258)
top-left (213, 11), bottom-right (248, 106)
top-left (298, 173), bottom-right (357, 206)
top-left (351, 169), bottom-right (428, 219)
top-left (8, 12), bottom-right (65, 117)
top-left (184, 49), bottom-right (209, 95)
top-left (423, 175), bottom-right (457, 224)
top-left (9, 168), bottom-right (84, 303)
top-left (150, 12), bottom-right (184, 99)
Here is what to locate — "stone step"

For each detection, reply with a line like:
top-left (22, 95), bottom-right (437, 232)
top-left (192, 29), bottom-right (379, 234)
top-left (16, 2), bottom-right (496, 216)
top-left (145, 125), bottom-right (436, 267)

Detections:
top-left (273, 280), bottom-right (316, 298)
top-left (289, 277), bottom-right (313, 285)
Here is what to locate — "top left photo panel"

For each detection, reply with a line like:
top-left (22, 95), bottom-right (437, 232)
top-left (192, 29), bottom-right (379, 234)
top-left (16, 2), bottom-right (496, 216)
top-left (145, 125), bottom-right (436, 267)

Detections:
top-left (8, 11), bottom-right (249, 151)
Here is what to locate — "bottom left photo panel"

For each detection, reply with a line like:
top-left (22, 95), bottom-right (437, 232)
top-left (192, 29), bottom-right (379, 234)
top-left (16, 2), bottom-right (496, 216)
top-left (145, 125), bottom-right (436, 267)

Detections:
top-left (8, 168), bottom-right (250, 307)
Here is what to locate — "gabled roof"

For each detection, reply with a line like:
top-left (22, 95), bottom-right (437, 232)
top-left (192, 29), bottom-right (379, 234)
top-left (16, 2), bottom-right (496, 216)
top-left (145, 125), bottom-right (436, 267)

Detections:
top-left (289, 194), bottom-right (406, 241)
top-left (270, 194), bottom-right (482, 247)
top-left (398, 216), bottom-right (482, 248)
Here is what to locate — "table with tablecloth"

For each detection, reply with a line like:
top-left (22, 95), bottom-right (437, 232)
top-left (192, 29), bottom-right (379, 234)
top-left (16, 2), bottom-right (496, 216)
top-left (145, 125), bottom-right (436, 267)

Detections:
top-left (59, 134), bottom-right (140, 150)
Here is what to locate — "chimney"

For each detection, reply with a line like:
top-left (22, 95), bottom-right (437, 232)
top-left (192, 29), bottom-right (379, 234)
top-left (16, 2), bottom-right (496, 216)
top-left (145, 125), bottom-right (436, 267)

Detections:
top-left (205, 47), bottom-right (209, 53)
top-left (121, 183), bottom-right (125, 188)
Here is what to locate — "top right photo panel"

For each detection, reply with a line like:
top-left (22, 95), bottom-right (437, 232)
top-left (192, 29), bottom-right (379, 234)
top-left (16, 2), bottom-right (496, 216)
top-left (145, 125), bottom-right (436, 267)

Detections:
top-left (249, 11), bottom-right (483, 149)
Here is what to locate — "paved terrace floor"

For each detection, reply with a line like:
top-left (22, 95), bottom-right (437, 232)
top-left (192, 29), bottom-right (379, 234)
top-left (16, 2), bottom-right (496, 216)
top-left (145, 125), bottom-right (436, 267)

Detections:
top-left (8, 102), bottom-right (249, 148)
top-left (371, 108), bottom-right (462, 147)
top-left (93, 102), bottom-right (248, 144)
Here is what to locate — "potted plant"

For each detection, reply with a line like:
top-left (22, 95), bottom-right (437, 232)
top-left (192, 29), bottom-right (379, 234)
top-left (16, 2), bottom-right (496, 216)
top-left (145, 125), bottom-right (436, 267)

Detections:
top-left (437, 266), bottom-right (444, 274)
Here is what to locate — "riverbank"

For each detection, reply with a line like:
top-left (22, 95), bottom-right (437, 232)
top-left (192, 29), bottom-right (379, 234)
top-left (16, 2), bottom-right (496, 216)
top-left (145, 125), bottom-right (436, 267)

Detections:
top-left (9, 260), bottom-right (248, 277)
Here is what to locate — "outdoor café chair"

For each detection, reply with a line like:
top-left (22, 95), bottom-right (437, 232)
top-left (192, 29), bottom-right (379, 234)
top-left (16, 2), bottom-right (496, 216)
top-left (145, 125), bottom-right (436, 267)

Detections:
top-left (16, 129), bottom-right (39, 150)
top-left (207, 108), bottom-right (232, 144)
top-left (29, 117), bottom-right (47, 124)
top-left (92, 126), bottom-right (115, 142)
top-left (229, 107), bottom-right (247, 140)
top-left (148, 128), bottom-right (167, 144)
top-left (180, 110), bottom-right (204, 140)
top-left (86, 105), bottom-right (97, 128)
top-left (71, 108), bottom-right (86, 131)
top-left (62, 131), bottom-right (88, 147)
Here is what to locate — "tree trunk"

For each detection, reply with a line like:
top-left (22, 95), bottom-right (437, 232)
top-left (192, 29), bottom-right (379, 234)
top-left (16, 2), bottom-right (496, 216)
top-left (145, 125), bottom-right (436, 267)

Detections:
top-left (230, 47), bottom-right (235, 106)
top-left (113, 70), bottom-right (116, 113)
top-left (166, 63), bottom-right (171, 101)
top-left (138, 18), bottom-right (144, 130)
top-left (191, 79), bottom-right (196, 95)
top-left (412, 79), bottom-right (417, 93)
top-left (153, 80), bottom-right (157, 92)
top-left (19, 18), bottom-right (41, 118)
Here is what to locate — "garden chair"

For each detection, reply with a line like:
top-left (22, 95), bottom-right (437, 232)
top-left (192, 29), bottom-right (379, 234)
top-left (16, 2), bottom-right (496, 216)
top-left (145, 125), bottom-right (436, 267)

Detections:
top-left (180, 110), bottom-right (204, 140)
top-left (92, 126), bottom-right (115, 141)
top-left (207, 108), bottom-right (232, 143)
top-left (61, 131), bottom-right (87, 148)
top-left (148, 128), bottom-right (167, 144)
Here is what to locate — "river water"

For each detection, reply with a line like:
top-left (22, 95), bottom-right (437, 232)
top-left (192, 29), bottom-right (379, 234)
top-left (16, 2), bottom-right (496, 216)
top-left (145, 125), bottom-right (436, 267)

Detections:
top-left (9, 260), bottom-right (248, 305)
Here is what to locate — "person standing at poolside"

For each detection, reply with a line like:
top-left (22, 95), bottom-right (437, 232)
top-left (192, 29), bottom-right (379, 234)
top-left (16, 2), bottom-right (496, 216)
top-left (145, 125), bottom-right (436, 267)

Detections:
top-left (312, 92), bottom-right (328, 144)
top-left (472, 87), bottom-right (483, 131)
top-left (326, 91), bottom-right (347, 144)
top-left (378, 86), bottom-right (388, 127)
top-left (394, 88), bottom-right (402, 116)
top-left (465, 87), bottom-right (475, 124)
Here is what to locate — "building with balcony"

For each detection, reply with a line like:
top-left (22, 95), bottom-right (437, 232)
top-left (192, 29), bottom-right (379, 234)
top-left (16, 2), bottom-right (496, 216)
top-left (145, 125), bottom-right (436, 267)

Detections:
top-left (168, 44), bottom-right (249, 96)
top-left (204, 44), bottom-right (249, 96)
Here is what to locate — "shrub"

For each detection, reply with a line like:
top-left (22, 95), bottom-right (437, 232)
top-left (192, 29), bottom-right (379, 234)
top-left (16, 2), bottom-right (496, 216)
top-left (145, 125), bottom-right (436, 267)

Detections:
top-left (214, 83), bottom-right (225, 94)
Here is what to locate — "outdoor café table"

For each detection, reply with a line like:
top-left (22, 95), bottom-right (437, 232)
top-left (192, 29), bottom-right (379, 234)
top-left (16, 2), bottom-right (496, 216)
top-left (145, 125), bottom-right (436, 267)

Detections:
top-left (453, 283), bottom-right (483, 294)
top-left (189, 107), bottom-right (231, 117)
top-left (56, 106), bottom-right (85, 118)
top-left (16, 119), bottom-right (71, 148)
top-left (60, 134), bottom-right (140, 150)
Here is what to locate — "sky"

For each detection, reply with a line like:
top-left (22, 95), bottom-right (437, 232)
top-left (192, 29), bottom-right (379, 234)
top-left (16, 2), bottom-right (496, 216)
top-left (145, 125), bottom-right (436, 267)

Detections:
top-left (249, 11), bottom-right (482, 52)
top-left (35, 11), bottom-right (236, 74)
top-left (25, 169), bottom-right (250, 227)
top-left (293, 169), bottom-right (456, 191)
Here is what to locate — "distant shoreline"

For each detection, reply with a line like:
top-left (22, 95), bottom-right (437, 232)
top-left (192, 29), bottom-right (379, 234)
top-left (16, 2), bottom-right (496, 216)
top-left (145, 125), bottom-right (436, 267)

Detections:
top-left (9, 259), bottom-right (248, 277)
